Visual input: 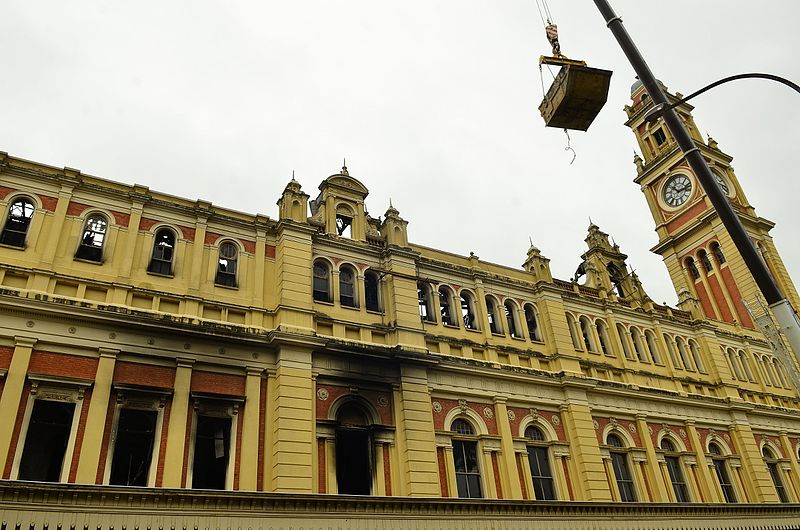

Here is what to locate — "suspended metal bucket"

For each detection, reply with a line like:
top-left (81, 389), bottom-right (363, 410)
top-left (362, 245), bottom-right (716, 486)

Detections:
top-left (538, 56), bottom-right (612, 131)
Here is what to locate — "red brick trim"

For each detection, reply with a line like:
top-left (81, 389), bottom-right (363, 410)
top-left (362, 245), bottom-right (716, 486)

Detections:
top-left (436, 446), bottom-right (449, 497)
top-left (95, 390), bottom-right (118, 483)
top-left (318, 438), bottom-right (326, 494)
top-left (491, 451), bottom-right (503, 499)
top-left (68, 388), bottom-right (93, 482)
top-left (383, 443), bottom-right (392, 496)
top-left (154, 400), bottom-right (172, 487)
top-left (2, 381), bottom-right (31, 479)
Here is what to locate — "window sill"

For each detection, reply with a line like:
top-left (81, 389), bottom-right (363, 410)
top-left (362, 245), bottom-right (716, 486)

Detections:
top-left (147, 271), bottom-right (174, 279)
top-left (510, 336), bottom-right (525, 342)
top-left (214, 283), bottom-right (239, 291)
top-left (366, 309), bottom-right (384, 316)
top-left (443, 323), bottom-right (460, 329)
top-left (491, 332), bottom-right (506, 338)
top-left (314, 299), bottom-right (334, 306)
top-left (341, 304), bottom-right (360, 311)
top-left (74, 257), bottom-right (104, 265)
top-left (464, 328), bottom-right (481, 334)
top-left (0, 243), bottom-right (26, 250)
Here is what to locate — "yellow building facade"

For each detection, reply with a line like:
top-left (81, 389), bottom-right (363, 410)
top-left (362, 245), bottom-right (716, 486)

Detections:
top-left (0, 87), bottom-right (799, 528)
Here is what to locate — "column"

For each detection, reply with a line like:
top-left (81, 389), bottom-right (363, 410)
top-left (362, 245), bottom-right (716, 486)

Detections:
top-left (636, 414), bottom-right (669, 501)
top-left (685, 420), bottom-right (719, 502)
top-left (494, 398), bottom-right (522, 498)
top-left (162, 358), bottom-right (194, 487)
top-left (729, 419), bottom-right (777, 502)
top-left (0, 337), bottom-right (37, 473)
top-left (39, 183), bottom-right (75, 267)
top-left (559, 391), bottom-right (612, 500)
top-left (238, 367), bottom-right (262, 490)
top-left (75, 348), bottom-right (118, 483)
top-left (270, 345), bottom-right (314, 492)
top-left (393, 365), bottom-right (440, 496)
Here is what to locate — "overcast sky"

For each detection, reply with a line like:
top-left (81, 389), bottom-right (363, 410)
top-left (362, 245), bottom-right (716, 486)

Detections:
top-left (2, 1), bottom-right (798, 306)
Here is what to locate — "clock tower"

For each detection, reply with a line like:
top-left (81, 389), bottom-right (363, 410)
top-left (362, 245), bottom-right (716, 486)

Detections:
top-left (625, 80), bottom-right (799, 328)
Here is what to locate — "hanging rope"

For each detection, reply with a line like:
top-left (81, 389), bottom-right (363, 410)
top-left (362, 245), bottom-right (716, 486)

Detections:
top-left (564, 129), bottom-right (576, 165)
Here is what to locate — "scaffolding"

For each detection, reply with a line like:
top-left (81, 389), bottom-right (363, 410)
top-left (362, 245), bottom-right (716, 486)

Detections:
top-left (743, 295), bottom-right (800, 397)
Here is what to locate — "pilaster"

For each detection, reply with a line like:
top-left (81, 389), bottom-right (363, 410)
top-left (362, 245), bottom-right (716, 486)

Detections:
top-left (394, 365), bottom-right (439, 496)
top-left (728, 417), bottom-right (777, 502)
top-left (75, 348), bottom-right (118, 483)
top-left (493, 397), bottom-right (522, 499)
top-left (636, 414), bottom-right (669, 501)
top-left (162, 358), bottom-right (194, 487)
top-left (685, 420), bottom-right (719, 502)
top-left (238, 366), bottom-right (263, 491)
top-left (559, 388), bottom-right (611, 500)
top-left (0, 336), bottom-right (37, 473)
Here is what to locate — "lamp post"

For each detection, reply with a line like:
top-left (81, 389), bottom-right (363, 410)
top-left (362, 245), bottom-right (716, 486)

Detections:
top-left (591, 0), bottom-right (800, 368)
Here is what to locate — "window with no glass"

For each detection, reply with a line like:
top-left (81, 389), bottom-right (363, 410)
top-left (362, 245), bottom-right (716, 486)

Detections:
top-left (75, 215), bottom-right (108, 262)
top-left (215, 242), bottom-right (238, 287)
top-left (147, 228), bottom-right (176, 275)
top-left (109, 408), bottom-right (158, 486)
top-left (191, 415), bottom-right (231, 489)
top-left (18, 399), bottom-right (76, 482)
top-left (1, 198), bottom-right (35, 247)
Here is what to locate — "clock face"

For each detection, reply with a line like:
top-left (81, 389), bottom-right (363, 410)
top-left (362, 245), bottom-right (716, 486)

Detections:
top-left (663, 174), bottom-right (693, 207)
top-left (713, 172), bottom-right (730, 195)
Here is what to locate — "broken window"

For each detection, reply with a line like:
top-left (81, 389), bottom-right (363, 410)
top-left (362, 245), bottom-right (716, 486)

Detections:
top-left (525, 304), bottom-right (541, 342)
top-left (109, 408), bottom-right (157, 486)
top-left (525, 426), bottom-right (555, 500)
top-left (460, 291), bottom-right (478, 330)
top-left (630, 328), bottom-right (646, 362)
top-left (711, 242), bottom-right (726, 265)
top-left (418, 281), bottom-right (434, 321)
top-left (661, 438), bottom-right (690, 502)
top-left (18, 400), bottom-right (76, 482)
top-left (580, 317), bottom-right (596, 352)
top-left (439, 287), bottom-right (456, 326)
top-left (698, 250), bottom-right (713, 273)
top-left (75, 215), bottom-right (108, 262)
top-left (313, 260), bottom-right (331, 302)
top-left (335, 214), bottom-right (352, 238)
top-left (339, 266), bottom-right (357, 307)
top-left (215, 242), bottom-right (238, 287)
top-left (364, 270), bottom-right (380, 311)
top-left (451, 419), bottom-right (482, 498)
top-left (617, 324), bottom-right (633, 359)
top-left (485, 296), bottom-right (500, 334)
top-left (191, 415), bottom-right (231, 490)
top-left (0, 198), bottom-right (35, 248)
top-left (652, 128), bottom-right (667, 146)
top-left (147, 228), bottom-right (176, 275)
top-left (504, 301), bottom-right (519, 338)
top-left (607, 434), bottom-right (636, 502)
top-left (645, 331), bottom-right (661, 364)
top-left (607, 264), bottom-right (625, 298)
top-left (335, 401), bottom-right (372, 495)
top-left (686, 257), bottom-right (700, 280)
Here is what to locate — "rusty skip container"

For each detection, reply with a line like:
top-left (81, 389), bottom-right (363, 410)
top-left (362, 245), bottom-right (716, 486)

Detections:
top-left (538, 63), bottom-right (613, 131)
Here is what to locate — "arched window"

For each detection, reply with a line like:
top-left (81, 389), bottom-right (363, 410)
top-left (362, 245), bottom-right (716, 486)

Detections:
top-left (451, 419), bottom-right (482, 498)
top-left (215, 241), bottom-right (238, 287)
top-left (485, 296), bottom-right (502, 334)
top-left (631, 328), bottom-right (647, 362)
top-left (335, 205), bottom-right (353, 238)
top-left (617, 324), bottom-right (633, 360)
top-left (439, 286), bottom-right (457, 326)
top-left (762, 446), bottom-right (789, 503)
top-left (727, 348), bottom-right (743, 380)
top-left (418, 281), bottom-right (435, 321)
top-left (339, 265), bottom-right (357, 307)
top-left (738, 351), bottom-right (755, 382)
top-left (762, 356), bottom-right (779, 387)
top-left (676, 338), bottom-right (694, 371)
top-left (579, 317), bottom-right (596, 352)
top-left (606, 433), bottom-right (636, 502)
top-left (566, 313), bottom-right (582, 351)
top-left (525, 425), bottom-right (555, 500)
top-left (661, 438), bottom-right (690, 502)
top-left (0, 198), bottom-right (35, 247)
top-left (504, 300), bottom-right (520, 338)
top-left (664, 334), bottom-right (681, 369)
top-left (688, 340), bottom-right (706, 373)
top-left (607, 264), bottom-right (625, 298)
top-left (644, 331), bottom-right (661, 364)
top-left (460, 291), bottom-right (478, 330)
top-left (711, 242), bottom-right (726, 265)
top-left (772, 359), bottom-right (788, 388)
top-left (335, 401), bottom-right (373, 495)
top-left (524, 304), bottom-right (542, 342)
top-left (596, 320), bottom-right (612, 356)
top-left (75, 214), bottom-right (108, 262)
top-left (708, 442), bottom-right (736, 503)
top-left (147, 228), bottom-right (176, 275)
top-left (698, 250), bottom-right (713, 273)
top-left (685, 258), bottom-right (700, 280)
top-left (313, 260), bottom-right (331, 302)
top-left (364, 270), bottom-right (381, 311)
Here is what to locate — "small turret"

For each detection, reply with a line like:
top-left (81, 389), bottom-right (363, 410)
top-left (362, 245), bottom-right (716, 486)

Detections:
top-left (380, 201), bottom-right (409, 247)
top-left (277, 173), bottom-right (309, 223)
top-left (523, 241), bottom-right (552, 282)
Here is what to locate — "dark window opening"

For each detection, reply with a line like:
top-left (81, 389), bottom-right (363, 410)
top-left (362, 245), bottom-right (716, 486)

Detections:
top-left (75, 215), bottom-right (108, 262)
top-left (709, 443), bottom-right (736, 503)
top-left (486, 296), bottom-right (499, 334)
top-left (525, 305), bottom-right (541, 341)
top-left (109, 409), bottom-right (157, 486)
top-left (18, 400), bottom-right (76, 482)
top-left (607, 264), bottom-right (625, 298)
top-left (711, 243), bottom-right (726, 265)
top-left (313, 261), bottom-right (331, 302)
top-left (505, 302), bottom-right (519, 338)
top-left (365, 271), bottom-right (380, 311)
top-left (147, 228), bottom-right (176, 275)
top-left (340, 267), bottom-right (356, 307)
top-left (607, 434), bottom-right (636, 502)
top-left (460, 292), bottom-right (478, 330)
top-left (527, 445), bottom-right (556, 500)
top-left (418, 282), bottom-right (434, 321)
top-left (439, 288), bottom-right (455, 325)
top-left (699, 250), bottom-right (713, 273)
top-left (596, 323), bottom-right (610, 355)
top-left (191, 415), bottom-right (231, 490)
top-left (453, 439), bottom-right (482, 499)
top-left (1, 199), bottom-right (35, 248)
top-left (215, 242), bottom-right (238, 287)
top-left (686, 258), bottom-right (700, 280)
top-left (661, 439), bottom-right (689, 502)
top-left (763, 447), bottom-right (789, 503)
top-left (653, 128), bottom-right (667, 146)
top-left (336, 214), bottom-right (352, 237)
top-left (336, 427), bottom-right (372, 495)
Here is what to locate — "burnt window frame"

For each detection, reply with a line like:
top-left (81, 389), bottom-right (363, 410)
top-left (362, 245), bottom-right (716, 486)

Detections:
top-left (147, 227), bottom-right (177, 276)
top-left (504, 299), bottom-right (520, 339)
top-left (418, 281), bottom-right (435, 322)
top-left (214, 240), bottom-right (239, 288)
top-left (107, 407), bottom-right (159, 487)
top-left (313, 259), bottom-right (332, 303)
top-left (0, 196), bottom-right (36, 248)
top-left (74, 213), bottom-right (110, 263)
top-left (485, 295), bottom-right (503, 335)
top-left (188, 397), bottom-right (240, 491)
top-left (524, 303), bottom-right (542, 342)
top-left (339, 264), bottom-right (358, 308)
top-left (459, 290), bottom-right (479, 331)
top-left (364, 269), bottom-right (381, 312)
top-left (439, 286), bottom-right (457, 327)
